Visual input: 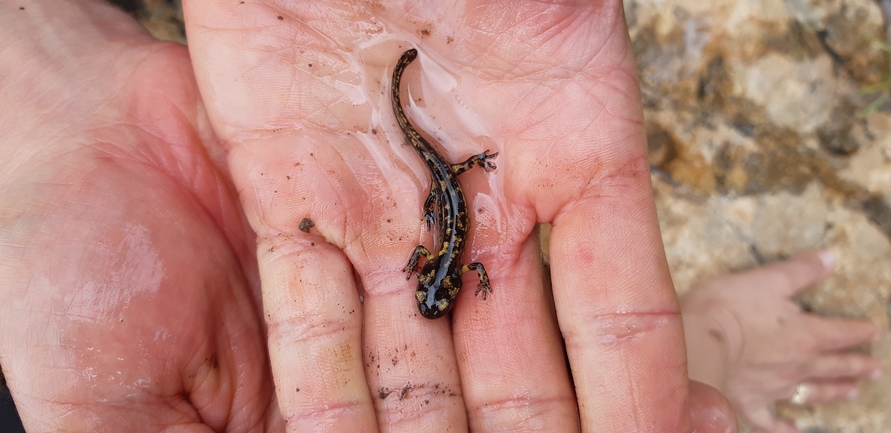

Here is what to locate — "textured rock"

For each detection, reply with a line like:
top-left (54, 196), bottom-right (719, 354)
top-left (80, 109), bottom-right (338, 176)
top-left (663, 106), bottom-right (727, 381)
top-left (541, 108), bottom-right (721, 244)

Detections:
top-left (108, 0), bottom-right (185, 44)
top-left (629, 0), bottom-right (891, 431)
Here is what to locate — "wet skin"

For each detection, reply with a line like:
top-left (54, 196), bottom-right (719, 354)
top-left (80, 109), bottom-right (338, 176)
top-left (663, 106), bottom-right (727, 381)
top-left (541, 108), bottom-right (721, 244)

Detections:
top-left (391, 48), bottom-right (498, 319)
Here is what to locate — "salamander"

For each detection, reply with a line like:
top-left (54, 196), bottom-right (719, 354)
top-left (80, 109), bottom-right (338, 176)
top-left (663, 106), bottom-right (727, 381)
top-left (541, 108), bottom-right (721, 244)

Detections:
top-left (391, 48), bottom-right (498, 319)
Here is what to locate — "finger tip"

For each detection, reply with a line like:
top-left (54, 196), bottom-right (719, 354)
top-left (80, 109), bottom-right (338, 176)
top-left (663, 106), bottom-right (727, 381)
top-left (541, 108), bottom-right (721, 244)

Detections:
top-left (817, 250), bottom-right (837, 271)
top-left (689, 380), bottom-right (739, 433)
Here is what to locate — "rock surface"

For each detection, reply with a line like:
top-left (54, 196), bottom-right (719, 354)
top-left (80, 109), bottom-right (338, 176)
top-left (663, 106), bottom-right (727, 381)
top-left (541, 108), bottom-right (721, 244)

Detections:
top-left (627, 0), bottom-right (890, 431)
top-left (132, 0), bottom-right (891, 431)
top-left (111, 0), bottom-right (185, 44)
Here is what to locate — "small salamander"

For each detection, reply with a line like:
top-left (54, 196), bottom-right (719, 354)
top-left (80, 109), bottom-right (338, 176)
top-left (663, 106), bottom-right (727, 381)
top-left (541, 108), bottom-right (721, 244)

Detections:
top-left (391, 48), bottom-right (498, 319)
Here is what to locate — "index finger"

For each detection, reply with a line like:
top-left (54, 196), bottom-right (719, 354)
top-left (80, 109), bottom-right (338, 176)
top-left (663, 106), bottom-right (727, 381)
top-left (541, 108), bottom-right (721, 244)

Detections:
top-left (183, 1), bottom-right (382, 430)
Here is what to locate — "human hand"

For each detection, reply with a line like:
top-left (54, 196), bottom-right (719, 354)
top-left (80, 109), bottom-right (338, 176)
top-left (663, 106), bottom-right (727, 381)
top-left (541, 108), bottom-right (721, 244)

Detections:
top-left (682, 251), bottom-right (882, 433)
top-left (184, 0), bottom-right (735, 431)
top-left (0, 1), bottom-right (282, 431)
top-left (0, 0), bottom-right (737, 431)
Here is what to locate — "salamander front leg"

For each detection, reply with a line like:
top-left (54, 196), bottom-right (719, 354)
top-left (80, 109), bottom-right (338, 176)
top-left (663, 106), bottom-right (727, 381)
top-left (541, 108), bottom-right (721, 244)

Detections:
top-left (451, 150), bottom-right (499, 175)
top-left (462, 262), bottom-right (492, 300)
top-left (404, 245), bottom-right (434, 279)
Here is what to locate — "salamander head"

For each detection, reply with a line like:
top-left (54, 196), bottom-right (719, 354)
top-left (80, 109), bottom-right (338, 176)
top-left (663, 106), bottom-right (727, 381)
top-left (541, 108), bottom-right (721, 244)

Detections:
top-left (415, 273), bottom-right (462, 319)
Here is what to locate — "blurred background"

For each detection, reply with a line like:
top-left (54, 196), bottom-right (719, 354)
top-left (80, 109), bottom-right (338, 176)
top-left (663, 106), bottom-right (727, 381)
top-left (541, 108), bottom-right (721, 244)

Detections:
top-left (628, 1), bottom-right (890, 430)
top-left (1, 0), bottom-right (887, 432)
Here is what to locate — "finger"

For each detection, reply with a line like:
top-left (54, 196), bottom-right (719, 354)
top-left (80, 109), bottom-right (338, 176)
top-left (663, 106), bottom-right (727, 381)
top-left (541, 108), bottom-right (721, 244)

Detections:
top-left (804, 353), bottom-right (882, 380)
top-left (456, 228), bottom-right (578, 431)
top-left (752, 250), bottom-right (836, 298)
top-left (744, 406), bottom-right (801, 433)
top-left (543, 6), bottom-right (689, 422)
top-left (261, 240), bottom-right (377, 431)
top-left (361, 271), bottom-right (468, 432)
top-left (551, 167), bottom-right (689, 430)
top-left (802, 316), bottom-right (881, 351)
top-left (688, 381), bottom-right (738, 433)
top-left (788, 381), bottom-right (861, 405)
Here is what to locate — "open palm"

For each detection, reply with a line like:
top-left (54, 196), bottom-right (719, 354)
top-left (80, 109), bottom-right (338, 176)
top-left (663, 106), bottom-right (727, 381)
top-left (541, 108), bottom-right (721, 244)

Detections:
top-left (0, 0), bottom-right (735, 432)
top-left (0, 1), bottom-right (279, 431)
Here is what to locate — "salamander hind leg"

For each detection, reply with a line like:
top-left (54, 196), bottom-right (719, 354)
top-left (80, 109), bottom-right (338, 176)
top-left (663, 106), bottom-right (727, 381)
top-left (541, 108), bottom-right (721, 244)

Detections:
top-left (462, 262), bottom-right (492, 300)
top-left (451, 150), bottom-right (499, 175)
top-left (404, 245), bottom-right (434, 279)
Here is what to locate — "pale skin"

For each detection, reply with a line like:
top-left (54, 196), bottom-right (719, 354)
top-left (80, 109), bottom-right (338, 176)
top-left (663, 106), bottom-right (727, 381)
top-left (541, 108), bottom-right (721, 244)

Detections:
top-left (683, 251), bottom-right (882, 433)
top-left (0, 0), bottom-right (736, 432)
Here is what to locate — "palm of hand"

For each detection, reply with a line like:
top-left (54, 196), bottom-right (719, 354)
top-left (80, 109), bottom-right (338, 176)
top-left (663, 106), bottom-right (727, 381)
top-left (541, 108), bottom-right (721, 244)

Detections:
top-left (0, 3), bottom-right (278, 431)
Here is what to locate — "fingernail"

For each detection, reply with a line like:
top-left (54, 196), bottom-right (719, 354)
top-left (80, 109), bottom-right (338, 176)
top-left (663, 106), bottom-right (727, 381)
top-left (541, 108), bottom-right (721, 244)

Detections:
top-left (818, 250), bottom-right (837, 270)
top-left (870, 369), bottom-right (882, 381)
top-left (847, 388), bottom-right (859, 400)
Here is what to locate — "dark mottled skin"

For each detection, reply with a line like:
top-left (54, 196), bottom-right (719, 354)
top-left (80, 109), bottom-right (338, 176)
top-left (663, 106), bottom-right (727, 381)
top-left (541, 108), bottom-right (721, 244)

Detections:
top-left (391, 48), bottom-right (498, 319)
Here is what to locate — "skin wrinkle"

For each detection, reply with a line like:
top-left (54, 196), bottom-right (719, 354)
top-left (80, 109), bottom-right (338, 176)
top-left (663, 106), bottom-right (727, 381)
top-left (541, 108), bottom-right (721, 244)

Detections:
top-left (566, 111), bottom-right (605, 152)
top-left (503, 96), bottom-right (565, 151)
top-left (573, 310), bottom-right (681, 348)
top-left (547, 168), bottom-right (644, 229)
top-left (280, 16), bottom-right (344, 56)
top-left (584, 152), bottom-right (650, 193)
top-left (375, 394), bottom-right (461, 431)
top-left (502, 83), bottom-right (551, 127)
top-left (718, 307), bottom-right (748, 371)
top-left (585, 12), bottom-right (627, 66)
top-left (473, 393), bottom-right (576, 419)
top-left (459, 4), bottom-right (599, 80)
top-left (259, 232), bottom-right (330, 260)
top-left (625, 360), bottom-right (643, 433)
top-left (579, 77), bottom-right (624, 117)
top-left (514, 93), bottom-right (565, 140)
top-left (358, 270), bottom-right (407, 298)
top-left (266, 305), bottom-right (357, 348)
